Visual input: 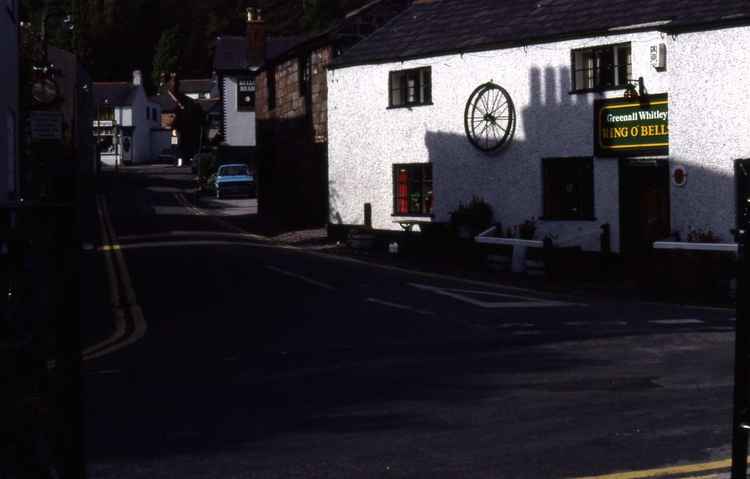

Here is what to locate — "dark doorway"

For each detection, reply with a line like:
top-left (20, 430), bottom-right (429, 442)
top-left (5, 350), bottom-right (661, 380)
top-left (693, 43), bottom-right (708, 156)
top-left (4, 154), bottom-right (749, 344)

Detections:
top-left (619, 158), bottom-right (671, 255)
top-left (736, 159), bottom-right (750, 228)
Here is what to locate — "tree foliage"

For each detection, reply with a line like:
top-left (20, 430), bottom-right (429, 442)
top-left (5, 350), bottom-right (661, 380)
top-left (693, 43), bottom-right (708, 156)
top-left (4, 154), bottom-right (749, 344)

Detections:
top-left (21, 0), bottom-right (376, 91)
top-left (151, 26), bottom-right (183, 89)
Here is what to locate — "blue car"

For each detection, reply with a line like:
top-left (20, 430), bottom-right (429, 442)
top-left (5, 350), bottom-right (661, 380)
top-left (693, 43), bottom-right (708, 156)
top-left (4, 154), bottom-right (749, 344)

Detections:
top-left (214, 164), bottom-right (255, 199)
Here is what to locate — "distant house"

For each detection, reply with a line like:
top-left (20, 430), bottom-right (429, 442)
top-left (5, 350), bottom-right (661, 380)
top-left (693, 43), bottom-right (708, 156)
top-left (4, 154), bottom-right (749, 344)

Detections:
top-left (253, 0), bottom-right (411, 227)
top-left (93, 70), bottom-right (164, 165)
top-left (328, 0), bottom-right (750, 254)
top-left (211, 7), bottom-right (302, 169)
top-left (151, 77), bottom-right (221, 149)
top-left (1, 0), bottom-right (19, 201)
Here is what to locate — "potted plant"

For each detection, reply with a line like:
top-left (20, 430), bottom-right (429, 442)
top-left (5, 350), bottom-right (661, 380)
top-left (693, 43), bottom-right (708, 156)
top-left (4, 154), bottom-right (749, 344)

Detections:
top-left (449, 196), bottom-right (494, 239)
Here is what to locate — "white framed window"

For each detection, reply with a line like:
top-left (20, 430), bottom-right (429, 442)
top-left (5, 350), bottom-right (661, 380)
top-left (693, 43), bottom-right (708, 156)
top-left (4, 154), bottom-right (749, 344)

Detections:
top-left (388, 67), bottom-right (432, 108)
top-left (572, 43), bottom-right (631, 92)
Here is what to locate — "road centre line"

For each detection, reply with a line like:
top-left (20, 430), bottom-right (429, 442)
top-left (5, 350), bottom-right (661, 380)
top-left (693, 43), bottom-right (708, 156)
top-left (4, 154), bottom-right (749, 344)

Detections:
top-left (365, 298), bottom-right (435, 316)
top-left (409, 283), bottom-right (586, 309)
top-left (572, 456), bottom-right (740, 479)
top-left (265, 265), bottom-right (336, 291)
top-left (649, 319), bottom-right (704, 325)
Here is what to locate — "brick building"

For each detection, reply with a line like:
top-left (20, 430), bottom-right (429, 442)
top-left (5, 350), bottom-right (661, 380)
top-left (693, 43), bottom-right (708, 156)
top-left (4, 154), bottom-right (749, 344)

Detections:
top-left (254, 0), bottom-right (410, 228)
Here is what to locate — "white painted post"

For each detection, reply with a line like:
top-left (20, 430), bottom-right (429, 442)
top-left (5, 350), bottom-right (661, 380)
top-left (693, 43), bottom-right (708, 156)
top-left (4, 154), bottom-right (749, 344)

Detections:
top-left (511, 245), bottom-right (527, 273)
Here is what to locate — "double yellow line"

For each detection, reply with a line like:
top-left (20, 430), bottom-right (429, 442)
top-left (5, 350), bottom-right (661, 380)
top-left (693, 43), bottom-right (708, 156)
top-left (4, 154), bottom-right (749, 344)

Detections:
top-left (573, 456), bottom-right (746, 478)
top-left (82, 196), bottom-right (147, 361)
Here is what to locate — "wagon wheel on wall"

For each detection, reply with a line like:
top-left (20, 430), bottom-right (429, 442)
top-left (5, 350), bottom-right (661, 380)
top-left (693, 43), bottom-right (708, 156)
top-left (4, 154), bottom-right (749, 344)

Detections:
top-left (464, 82), bottom-right (516, 153)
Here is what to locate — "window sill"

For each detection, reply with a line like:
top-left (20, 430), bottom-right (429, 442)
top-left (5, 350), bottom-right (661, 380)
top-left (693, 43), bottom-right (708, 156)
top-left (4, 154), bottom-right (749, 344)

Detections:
top-left (391, 213), bottom-right (433, 219)
top-left (539, 216), bottom-right (598, 222)
top-left (387, 102), bottom-right (434, 110)
top-left (569, 86), bottom-right (627, 95)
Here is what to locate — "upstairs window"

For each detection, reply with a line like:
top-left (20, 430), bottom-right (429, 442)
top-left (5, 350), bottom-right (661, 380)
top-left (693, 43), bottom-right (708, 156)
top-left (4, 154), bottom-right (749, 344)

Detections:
top-left (389, 67), bottom-right (431, 108)
top-left (572, 43), bottom-right (631, 92)
top-left (98, 107), bottom-right (115, 122)
top-left (542, 157), bottom-right (594, 220)
top-left (237, 78), bottom-right (256, 111)
top-left (393, 163), bottom-right (433, 216)
top-left (299, 55), bottom-right (311, 97)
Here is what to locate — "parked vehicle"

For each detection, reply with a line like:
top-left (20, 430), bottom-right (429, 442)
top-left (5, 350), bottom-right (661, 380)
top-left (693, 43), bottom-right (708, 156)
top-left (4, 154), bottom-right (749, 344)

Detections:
top-left (213, 163), bottom-right (255, 199)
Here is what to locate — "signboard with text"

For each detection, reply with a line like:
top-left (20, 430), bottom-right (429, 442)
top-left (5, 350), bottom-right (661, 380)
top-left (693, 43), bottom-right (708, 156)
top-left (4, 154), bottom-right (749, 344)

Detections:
top-left (594, 93), bottom-right (668, 157)
top-left (30, 111), bottom-right (63, 141)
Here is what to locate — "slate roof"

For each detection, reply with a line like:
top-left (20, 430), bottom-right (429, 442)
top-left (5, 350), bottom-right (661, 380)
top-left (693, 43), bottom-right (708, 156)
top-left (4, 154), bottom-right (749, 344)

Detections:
top-left (93, 82), bottom-right (136, 107)
top-left (333, 0), bottom-right (750, 68)
top-left (213, 36), bottom-right (307, 71)
top-left (150, 79), bottom-right (217, 113)
top-left (179, 79), bottom-right (213, 94)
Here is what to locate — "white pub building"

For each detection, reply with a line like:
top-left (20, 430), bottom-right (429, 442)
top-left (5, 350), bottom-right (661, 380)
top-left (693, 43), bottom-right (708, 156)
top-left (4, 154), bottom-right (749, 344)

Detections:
top-left (327, 0), bottom-right (750, 255)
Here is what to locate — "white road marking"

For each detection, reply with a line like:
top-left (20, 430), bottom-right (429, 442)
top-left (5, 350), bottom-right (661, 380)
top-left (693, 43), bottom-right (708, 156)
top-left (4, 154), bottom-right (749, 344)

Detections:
top-left (495, 322), bottom-right (535, 329)
top-left (649, 319), bottom-right (704, 325)
top-left (409, 283), bottom-right (585, 309)
top-left (365, 298), bottom-right (435, 316)
top-left (729, 317), bottom-right (737, 322)
top-left (174, 192), bottom-right (206, 216)
top-left (265, 266), bottom-right (336, 291)
top-left (564, 321), bottom-right (592, 326)
top-left (601, 321), bottom-right (629, 326)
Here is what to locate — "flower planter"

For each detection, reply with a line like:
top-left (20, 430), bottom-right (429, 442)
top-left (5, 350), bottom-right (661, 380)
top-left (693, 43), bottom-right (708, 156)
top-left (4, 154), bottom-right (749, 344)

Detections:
top-left (650, 248), bottom-right (736, 300)
top-left (348, 231), bottom-right (376, 250)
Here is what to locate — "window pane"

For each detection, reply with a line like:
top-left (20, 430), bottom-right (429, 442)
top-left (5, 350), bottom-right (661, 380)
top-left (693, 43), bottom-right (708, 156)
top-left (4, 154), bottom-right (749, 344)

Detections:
top-left (616, 46), bottom-right (631, 86)
top-left (543, 158), bottom-right (593, 219)
top-left (390, 72), bottom-right (403, 106)
top-left (595, 47), bottom-right (615, 87)
top-left (406, 73), bottom-right (417, 104)
top-left (397, 168), bottom-right (409, 214)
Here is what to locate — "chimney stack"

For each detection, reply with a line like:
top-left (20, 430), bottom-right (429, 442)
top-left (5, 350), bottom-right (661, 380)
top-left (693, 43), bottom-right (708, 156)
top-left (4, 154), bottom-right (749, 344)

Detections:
top-left (132, 69), bottom-right (142, 86)
top-left (246, 7), bottom-right (265, 67)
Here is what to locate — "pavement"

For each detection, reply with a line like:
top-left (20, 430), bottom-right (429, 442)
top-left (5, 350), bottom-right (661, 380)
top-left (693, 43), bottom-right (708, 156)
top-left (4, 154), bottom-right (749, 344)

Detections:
top-left (10, 163), bottom-right (746, 478)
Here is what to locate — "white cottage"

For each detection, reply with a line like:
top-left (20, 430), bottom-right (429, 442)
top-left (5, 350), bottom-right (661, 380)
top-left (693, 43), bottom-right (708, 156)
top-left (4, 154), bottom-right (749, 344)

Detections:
top-left (1, 0), bottom-right (19, 201)
top-left (93, 71), bottom-right (163, 165)
top-left (328, 0), bottom-right (750, 255)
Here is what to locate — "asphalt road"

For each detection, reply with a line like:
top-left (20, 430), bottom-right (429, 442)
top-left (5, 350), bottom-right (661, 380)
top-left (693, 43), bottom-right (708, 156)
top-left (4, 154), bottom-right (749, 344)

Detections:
top-left (82, 165), bottom-right (737, 478)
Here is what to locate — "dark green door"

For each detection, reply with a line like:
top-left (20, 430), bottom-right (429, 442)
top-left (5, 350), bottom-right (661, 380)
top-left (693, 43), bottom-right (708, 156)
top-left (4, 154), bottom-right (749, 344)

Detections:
top-left (619, 159), bottom-right (671, 255)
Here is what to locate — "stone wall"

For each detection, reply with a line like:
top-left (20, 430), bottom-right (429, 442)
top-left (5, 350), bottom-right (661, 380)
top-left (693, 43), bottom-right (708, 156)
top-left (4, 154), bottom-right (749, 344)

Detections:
top-left (256, 45), bottom-right (331, 143)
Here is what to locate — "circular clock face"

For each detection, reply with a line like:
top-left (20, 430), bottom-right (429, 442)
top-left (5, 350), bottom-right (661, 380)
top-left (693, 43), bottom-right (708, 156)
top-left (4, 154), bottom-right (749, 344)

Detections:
top-left (32, 78), bottom-right (59, 105)
top-left (464, 82), bottom-right (516, 152)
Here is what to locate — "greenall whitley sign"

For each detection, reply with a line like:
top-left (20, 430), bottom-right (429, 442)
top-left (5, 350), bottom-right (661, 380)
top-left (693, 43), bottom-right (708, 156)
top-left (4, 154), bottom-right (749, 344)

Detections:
top-left (594, 93), bottom-right (668, 157)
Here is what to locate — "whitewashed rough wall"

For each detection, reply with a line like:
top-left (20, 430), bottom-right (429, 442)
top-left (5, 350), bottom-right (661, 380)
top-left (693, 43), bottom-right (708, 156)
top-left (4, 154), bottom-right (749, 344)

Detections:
top-left (223, 76), bottom-right (256, 147)
top-left (0, 0), bottom-right (19, 199)
top-left (669, 25), bottom-right (750, 242)
top-left (329, 31), bottom-right (670, 252)
top-left (131, 87), bottom-right (151, 163)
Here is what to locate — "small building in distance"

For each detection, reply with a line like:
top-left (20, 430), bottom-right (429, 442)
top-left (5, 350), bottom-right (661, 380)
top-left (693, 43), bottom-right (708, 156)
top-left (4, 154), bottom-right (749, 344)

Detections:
top-left (93, 70), bottom-right (164, 165)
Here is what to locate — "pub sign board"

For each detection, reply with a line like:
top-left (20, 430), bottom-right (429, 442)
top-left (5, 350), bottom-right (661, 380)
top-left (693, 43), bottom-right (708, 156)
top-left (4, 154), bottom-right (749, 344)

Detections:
top-left (594, 93), bottom-right (668, 157)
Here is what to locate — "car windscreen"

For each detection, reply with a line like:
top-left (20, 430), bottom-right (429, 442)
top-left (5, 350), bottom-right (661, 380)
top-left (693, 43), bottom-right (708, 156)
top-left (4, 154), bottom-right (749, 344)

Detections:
top-left (219, 166), bottom-right (249, 176)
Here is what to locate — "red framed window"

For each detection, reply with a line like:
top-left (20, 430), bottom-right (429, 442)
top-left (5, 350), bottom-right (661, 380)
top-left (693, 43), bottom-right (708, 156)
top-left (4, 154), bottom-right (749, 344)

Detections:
top-left (393, 163), bottom-right (433, 216)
